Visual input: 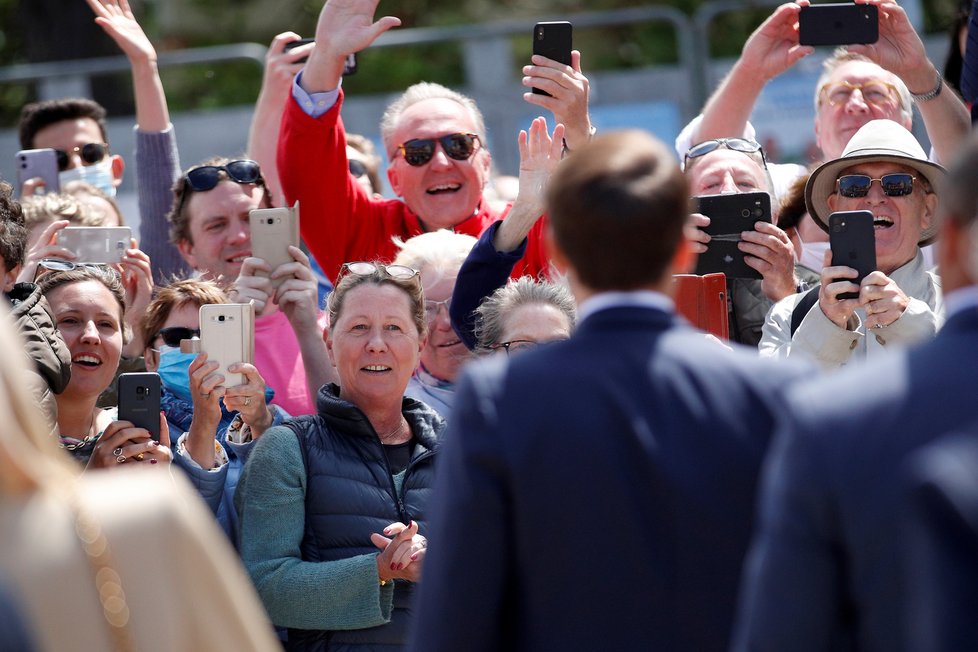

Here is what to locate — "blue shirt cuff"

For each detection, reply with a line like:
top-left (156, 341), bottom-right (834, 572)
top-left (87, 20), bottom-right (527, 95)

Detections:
top-left (292, 71), bottom-right (341, 118)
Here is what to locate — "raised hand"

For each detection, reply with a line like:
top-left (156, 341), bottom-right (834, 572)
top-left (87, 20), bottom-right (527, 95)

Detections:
top-left (85, 0), bottom-right (157, 64)
top-left (522, 51), bottom-right (592, 151)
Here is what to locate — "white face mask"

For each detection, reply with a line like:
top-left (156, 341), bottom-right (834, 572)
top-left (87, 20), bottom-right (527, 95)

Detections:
top-left (58, 157), bottom-right (116, 197)
top-left (796, 229), bottom-right (830, 271)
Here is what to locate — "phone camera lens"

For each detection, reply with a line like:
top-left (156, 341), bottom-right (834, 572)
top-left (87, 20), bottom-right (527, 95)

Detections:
top-left (267, 218), bottom-right (274, 225)
top-left (218, 315), bottom-right (226, 322)
top-left (741, 209), bottom-right (751, 218)
top-left (832, 224), bottom-right (842, 233)
top-left (137, 386), bottom-right (145, 394)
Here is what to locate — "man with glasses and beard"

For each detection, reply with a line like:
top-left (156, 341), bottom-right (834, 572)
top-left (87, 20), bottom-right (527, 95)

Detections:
top-left (759, 119), bottom-right (943, 367)
top-left (278, 0), bottom-right (594, 284)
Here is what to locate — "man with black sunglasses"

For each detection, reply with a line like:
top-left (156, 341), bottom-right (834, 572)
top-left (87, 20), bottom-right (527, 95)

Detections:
top-left (759, 119), bottom-right (944, 367)
top-left (278, 0), bottom-right (594, 285)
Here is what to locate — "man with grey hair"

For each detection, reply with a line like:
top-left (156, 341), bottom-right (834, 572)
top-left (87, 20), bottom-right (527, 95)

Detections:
top-left (279, 0), bottom-right (593, 284)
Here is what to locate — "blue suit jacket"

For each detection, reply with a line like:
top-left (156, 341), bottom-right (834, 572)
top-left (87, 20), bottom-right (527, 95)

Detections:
top-left (732, 308), bottom-right (978, 652)
top-left (409, 305), bottom-right (809, 652)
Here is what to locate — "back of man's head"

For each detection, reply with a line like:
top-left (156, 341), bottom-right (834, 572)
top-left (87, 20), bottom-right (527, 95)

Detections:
top-left (547, 130), bottom-right (689, 291)
top-left (0, 182), bottom-right (28, 272)
top-left (18, 98), bottom-right (109, 150)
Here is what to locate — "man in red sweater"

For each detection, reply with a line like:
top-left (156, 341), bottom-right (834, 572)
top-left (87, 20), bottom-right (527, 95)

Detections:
top-left (278, 0), bottom-right (594, 285)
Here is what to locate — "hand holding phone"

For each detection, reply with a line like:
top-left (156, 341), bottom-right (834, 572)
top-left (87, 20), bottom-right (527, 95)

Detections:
top-left (798, 3), bottom-right (878, 47)
top-left (16, 149), bottom-right (60, 196)
top-left (250, 202), bottom-right (300, 288)
top-left (199, 304), bottom-right (255, 388)
top-left (693, 192), bottom-right (773, 279)
top-left (55, 226), bottom-right (132, 264)
top-left (118, 372), bottom-right (162, 441)
top-left (531, 21), bottom-right (572, 96)
top-left (283, 37), bottom-right (356, 74)
top-left (829, 210), bottom-right (877, 300)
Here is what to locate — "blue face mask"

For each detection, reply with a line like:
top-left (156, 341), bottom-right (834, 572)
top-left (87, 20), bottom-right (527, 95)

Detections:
top-left (157, 346), bottom-right (276, 406)
top-left (58, 158), bottom-right (117, 197)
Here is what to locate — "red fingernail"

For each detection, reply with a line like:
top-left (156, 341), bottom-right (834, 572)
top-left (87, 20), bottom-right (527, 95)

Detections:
top-left (152, 441), bottom-right (160, 446)
top-left (390, 563), bottom-right (397, 571)
top-left (397, 563), bottom-right (404, 571)
top-left (150, 459), bottom-right (158, 465)
top-left (410, 553), bottom-right (418, 561)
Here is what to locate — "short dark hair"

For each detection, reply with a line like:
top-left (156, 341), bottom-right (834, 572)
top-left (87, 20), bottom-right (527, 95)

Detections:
top-left (19, 98), bottom-right (109, 150)
top-left (0, 182), bottom-right (28, 271)
top-left (547, 130), bottom-right (689, 290)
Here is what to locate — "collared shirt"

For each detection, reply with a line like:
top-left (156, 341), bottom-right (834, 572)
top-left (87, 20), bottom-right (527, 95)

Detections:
top-left (292, 71), bottom-right (341, 119)
top-left (577, 290), bottom-right (674, 324)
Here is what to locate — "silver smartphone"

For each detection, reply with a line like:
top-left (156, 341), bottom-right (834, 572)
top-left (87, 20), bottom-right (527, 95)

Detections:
top-left (55, 226), bottom-right (131, 263)
top-left (16, 149), bottom-right (60, 195)
top-left (198, 303), bottom-right (255, 388)
top-left (250, 201), bottom-right (300, 288)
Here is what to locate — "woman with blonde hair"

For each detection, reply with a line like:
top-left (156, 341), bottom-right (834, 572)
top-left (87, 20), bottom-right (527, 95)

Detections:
top-left (0, 301), bottom-right (281, 651)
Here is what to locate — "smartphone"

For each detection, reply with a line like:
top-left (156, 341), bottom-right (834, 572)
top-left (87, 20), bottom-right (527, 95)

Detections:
top-left (118, 372), bottom-right (161, 442)
top-left (693, 191), bottom-right (773, 280)
top-left (283, 37), bottom-right (356, 74)
top-left (199, 303), bottom-right (255, 388)
top-left (56, 226), bottom-right (131, 264)
top-left (532, 21), bottom-right (573, 96)
top-left (250, 201), bottom-right (300, 288)
top-left (798, 3), bottom-right (878, 47)
top-left (16, 149), bottom-right (60, 196)
top-left (829, 210), bottom-right (877, 300)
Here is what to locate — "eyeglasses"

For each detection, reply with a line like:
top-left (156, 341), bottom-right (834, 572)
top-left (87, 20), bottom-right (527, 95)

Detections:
top-left (684, 138), bottom-right (767, 170)
top-left (819, 80), bottom-right (899, 109)
top-left (490, 339), bottom-right (539, 355)
top-left (155, 326), bottom-right (201, 348)
top-left (339, 261), bottom-right (421, 282)
top-left (836, 173), bottom-right (916, 198)
top-left (394, 133), bottom-right (481, 167)
top-left (34, 258), bottom-right (112, 281)
top-left (55, 143), bottom-right (110, 171)
top-left (183, 160), bottom-right (263, 193)
top-left (424, 298), bottom-right (451, 322)
top-left (349, 159), bottom-right (368, 178)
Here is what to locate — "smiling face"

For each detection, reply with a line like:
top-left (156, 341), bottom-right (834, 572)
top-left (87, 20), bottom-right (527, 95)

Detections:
top-left (177, 180), bottom-right (267, 283)
top-left (46, 280), bottom-right (124, 400)
top-left (815, 60), bottom-right (910, 160)
top-left (419, 269), bottom-right (470, 382)
top-left (386, 98), bottom-right (491, 230)
top-left (826, 161), bottom-right (937, 274)
top-left (686, 149), bottom-right (769, 196)
top-left (326, 283), bottom-right (425, 410)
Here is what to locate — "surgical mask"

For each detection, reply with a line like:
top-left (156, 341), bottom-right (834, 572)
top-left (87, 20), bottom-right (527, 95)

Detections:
top-left (797, 230), bottom-right (830, 272)
top-left (157, 345), bottom-right (276, 406)
top-left (58, 158), bottom-right (116, 197)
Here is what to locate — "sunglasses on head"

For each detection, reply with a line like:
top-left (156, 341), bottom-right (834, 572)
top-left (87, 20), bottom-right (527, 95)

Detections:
top-left (684, 138), bottom-right (767, 170)
top-left (340, 261), bottom-right (421, 282)
top-left (349, 159), bottom-right (368, 178)
top-left (156, 326), bottom-right (201, 348)
top-left (55, 143), bottom-right (109, 171)
top-left (33, 258), bottom-right (113, 282)
top-left (836, 173), bottom-right (916, 198)
top-left (394, 133), bottom-right (481, 167)
top-left (183, 159), bottom-right (263, 193)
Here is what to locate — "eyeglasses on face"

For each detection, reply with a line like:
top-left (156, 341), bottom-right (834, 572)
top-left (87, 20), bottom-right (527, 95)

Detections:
top-left (339, 261), bottom-right (421, 282)
top-left (155, 326), bottom-right (201, 348)
top-left (55, 143), bottom-right (109, 171)
top-left (394, 133), bottom-right (481, 167)
top-left (836, 173), bottom-right (916, 198)
top-left (490, 339), bottom-right (539, 355)
top-left (423, 298), bottom-right (451, 322)
top-left (183, 159), bottom-right (263, 193)
top-left (684, 138), bottom-right (767, 170)
top-left (819, 79), bottom-right (898, 109)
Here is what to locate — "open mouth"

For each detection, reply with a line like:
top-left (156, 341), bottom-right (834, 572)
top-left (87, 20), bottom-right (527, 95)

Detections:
top-left (426, 183), bottom-right (461, 195)
top-left (227, 252), bottom-right (251, 264)
top-left (362, 365), bottom-right (392, 374)
top-left (437, 338), bottom-right (462, 348)
top-left (72, 354), bottom-right (102, 368)
top-left (873, 216), bottom-right (894, 229)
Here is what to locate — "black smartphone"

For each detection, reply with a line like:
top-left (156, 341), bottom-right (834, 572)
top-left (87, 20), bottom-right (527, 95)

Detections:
top-left (798, 3), bottom-right (878, 47)
top-left (532, 21), bottom-right (572, 96)
top-left (16, 148), bottom-right (60, 196)
top-left (283, 37), bottom-right (356, 74)
top-left (118, 372), bottom-right (161, 442)
top-left (829, 210), bottom-right (877, 300)
top-left (693, 191), bottom-right (773, 280)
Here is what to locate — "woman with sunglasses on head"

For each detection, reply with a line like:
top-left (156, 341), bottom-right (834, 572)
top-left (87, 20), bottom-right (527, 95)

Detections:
top-left (236, 261), bottom-right (441, 650)
top-left (37, 266), bottom-right (173, 469)
top-left (140, 278), bottom-right (290, 540)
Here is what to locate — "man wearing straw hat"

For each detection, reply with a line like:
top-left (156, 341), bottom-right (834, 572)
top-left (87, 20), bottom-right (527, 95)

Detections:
top-left (758, 118), bottom-right (943, 367)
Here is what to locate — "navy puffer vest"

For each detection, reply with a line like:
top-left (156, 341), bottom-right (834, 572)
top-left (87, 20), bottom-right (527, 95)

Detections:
top-left (284, 384), bottom-right (442, 652)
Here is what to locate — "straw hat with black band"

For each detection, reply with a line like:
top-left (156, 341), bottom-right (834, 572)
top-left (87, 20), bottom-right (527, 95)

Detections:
top-left (804, 119), bottom-right (946, 246)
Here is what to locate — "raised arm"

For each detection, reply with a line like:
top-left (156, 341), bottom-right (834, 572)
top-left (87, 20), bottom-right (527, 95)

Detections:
top-left (695, 2), bottom-right (813, 144)
top-left (849, 0), bottom-right (970, 164)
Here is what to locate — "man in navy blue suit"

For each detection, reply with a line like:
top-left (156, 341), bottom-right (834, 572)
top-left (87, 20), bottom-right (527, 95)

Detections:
top-left (731, 130), bottom-right (978, 652)
top-left (409, 130), bottom-right (810, 652)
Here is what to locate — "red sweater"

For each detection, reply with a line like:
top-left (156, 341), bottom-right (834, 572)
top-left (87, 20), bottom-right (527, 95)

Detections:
top-left (278, 89), bottom-right (550, 284)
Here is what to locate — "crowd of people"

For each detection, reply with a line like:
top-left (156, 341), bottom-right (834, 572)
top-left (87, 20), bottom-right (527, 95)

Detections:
top-left (2, 0), bottom-right (978, 649)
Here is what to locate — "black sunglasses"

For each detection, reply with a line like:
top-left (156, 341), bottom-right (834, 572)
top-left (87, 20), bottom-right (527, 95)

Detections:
top-left (155, 326), bottom-right (201, 348)
top-left (55, 143), bottom-right (109, 171)
top-left (349, 159), bottom-right (368, 178)
top-left (394, 133), bottom-right (481, 167)
top-left (684, 138), bottom-right (767, 170)
top-left (184, 159), bottom-right (263, 192)
top-left (836, 173), bottom-right (916, 198)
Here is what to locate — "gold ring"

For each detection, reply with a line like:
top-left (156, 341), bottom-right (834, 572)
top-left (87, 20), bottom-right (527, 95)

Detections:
top-left (135, 453), bottom-right (145, 462)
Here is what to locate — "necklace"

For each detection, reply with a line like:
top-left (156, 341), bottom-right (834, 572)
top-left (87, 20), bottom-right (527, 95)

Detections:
top-left (377, 417), bottom-right (407, 444)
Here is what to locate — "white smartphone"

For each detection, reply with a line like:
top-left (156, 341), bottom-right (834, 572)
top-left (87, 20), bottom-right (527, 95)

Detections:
top-left (55, 226), bottom-right (131, 263)
top-left (16, 148), bottom-right (60, 195)
top-left (198, 303), bottom-right (255, 388)
top-left (250, 201), bottom-right (300, 288)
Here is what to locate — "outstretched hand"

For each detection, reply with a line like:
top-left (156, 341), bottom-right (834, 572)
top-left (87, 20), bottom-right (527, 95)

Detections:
top-left (739, 1), bottom-right (813, 82)
top-left (847, 0), bottom-right (933, 92)
top-left (85, 0), bottom-right (157, 64)
top-left (523, 51), bottom-right (591, 150)
top-left (514, 117), bottom-right (566, 219)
